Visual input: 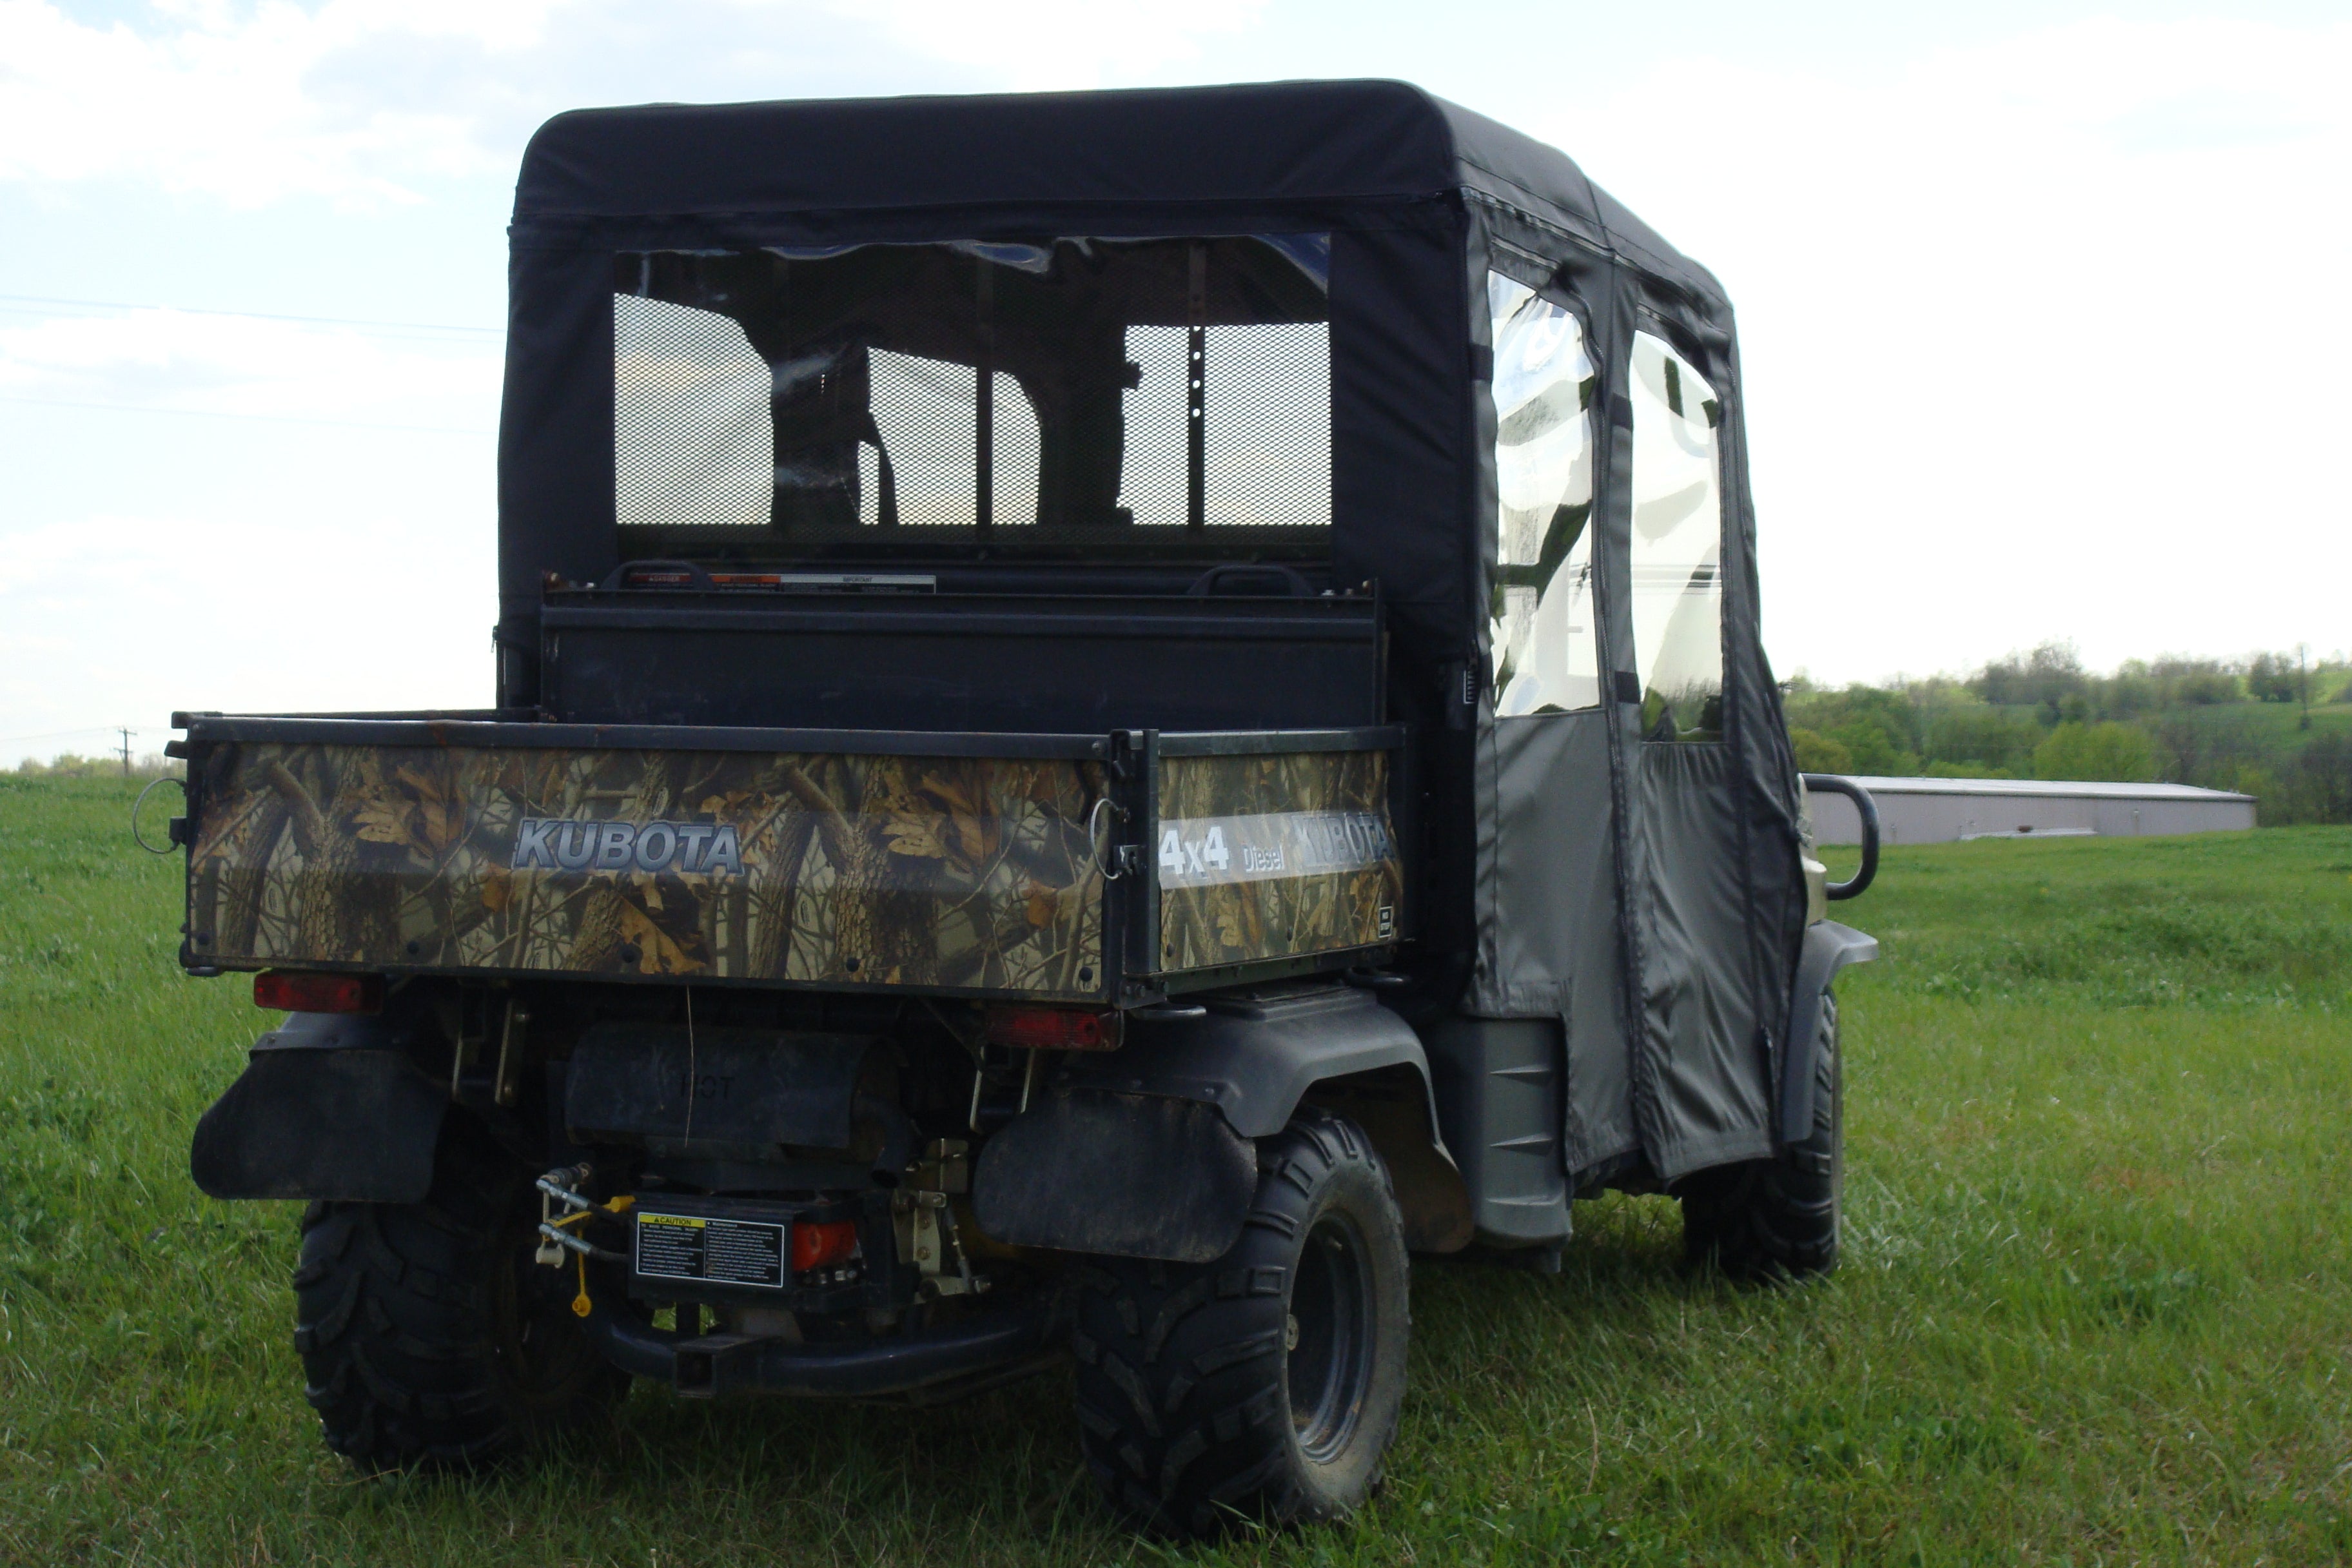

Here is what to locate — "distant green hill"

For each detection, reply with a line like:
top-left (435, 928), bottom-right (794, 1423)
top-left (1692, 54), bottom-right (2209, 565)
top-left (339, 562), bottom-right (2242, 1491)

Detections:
top-left (1784, 643), bottom-right (2352, 823)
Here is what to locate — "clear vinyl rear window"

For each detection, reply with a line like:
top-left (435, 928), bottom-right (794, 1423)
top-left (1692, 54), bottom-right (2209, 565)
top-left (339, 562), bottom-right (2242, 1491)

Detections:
top-left (611, 237), bottom-right (1331, 558)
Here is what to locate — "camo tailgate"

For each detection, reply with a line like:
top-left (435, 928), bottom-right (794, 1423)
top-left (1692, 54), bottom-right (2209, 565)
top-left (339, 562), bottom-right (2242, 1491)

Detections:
top-left (1153, 749), bottom-right (1402, 972)
top-left (186, 742), bottom-right (1108, 997)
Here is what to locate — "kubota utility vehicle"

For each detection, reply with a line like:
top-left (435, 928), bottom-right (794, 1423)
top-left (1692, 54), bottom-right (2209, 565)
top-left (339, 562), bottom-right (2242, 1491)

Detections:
top-left (169, 81), bottom-right (1878, 1536)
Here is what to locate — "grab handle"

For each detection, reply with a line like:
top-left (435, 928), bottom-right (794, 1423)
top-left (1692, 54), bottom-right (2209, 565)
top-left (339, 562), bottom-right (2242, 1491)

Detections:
top-left (1185, 563), bottom-right (1314, 598)
top-left (1799, 774), bottom-right (1879, 901)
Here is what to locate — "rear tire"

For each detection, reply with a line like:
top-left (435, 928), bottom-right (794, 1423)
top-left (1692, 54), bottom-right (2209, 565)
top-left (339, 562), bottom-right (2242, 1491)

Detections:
top-left (293, 1119), bottom-right (628, 1472)
top-left (1680, 990), bottom-right (1843, 1281)
top-left (1071, 1110), bottom-right (1410, 1538)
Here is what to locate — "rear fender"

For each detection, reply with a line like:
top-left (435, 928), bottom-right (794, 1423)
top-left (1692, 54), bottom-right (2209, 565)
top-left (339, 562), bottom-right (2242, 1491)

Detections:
top-left (974, 985), bottom-right (1471, 1260)
top-left (1299, 1063), bottom-right (1475, 1253)
top-left (1779, 921), bottom-right (1878, 1144)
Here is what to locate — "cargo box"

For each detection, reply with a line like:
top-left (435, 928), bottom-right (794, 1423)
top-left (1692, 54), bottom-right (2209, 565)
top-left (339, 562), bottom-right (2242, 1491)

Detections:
top-left (177, 715), bottom-right (1406, 1004)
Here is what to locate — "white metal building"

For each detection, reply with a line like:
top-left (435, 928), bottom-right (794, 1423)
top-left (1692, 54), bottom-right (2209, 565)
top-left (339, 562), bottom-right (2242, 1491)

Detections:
top-left (1807, 776), bottom-right (2257, 846)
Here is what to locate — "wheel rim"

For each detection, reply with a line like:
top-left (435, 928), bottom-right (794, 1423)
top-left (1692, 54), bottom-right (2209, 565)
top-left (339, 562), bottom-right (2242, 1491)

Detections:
top-left (1286, 1211), bottom-right (1374, 1464)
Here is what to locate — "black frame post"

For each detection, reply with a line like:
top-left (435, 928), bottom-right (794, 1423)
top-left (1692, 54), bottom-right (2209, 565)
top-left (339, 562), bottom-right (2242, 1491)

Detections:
top-left (1186, 242), bottom-right (1206, 531)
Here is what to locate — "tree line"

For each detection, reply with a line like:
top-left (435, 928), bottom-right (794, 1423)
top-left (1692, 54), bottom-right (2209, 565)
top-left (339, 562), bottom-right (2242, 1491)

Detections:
top-left (10, 752), bottom-right (182, 781)
top-left (1784, 643), bottom-right (2352, 824)
top-left (13, 649), bottom-right (2352, 825)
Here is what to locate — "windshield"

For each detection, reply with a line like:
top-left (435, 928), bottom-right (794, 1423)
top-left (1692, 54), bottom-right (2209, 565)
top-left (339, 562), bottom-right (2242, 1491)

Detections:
top-left (612, 236), bottom-right (1331, 563)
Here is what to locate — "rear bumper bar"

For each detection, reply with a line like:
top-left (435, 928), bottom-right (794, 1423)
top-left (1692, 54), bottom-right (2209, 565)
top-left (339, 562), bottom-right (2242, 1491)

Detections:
top-left (580, 1292), bottom-right (1060, 1404)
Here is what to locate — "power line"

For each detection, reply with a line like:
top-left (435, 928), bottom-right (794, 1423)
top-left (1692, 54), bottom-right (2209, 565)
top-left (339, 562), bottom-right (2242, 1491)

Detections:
top-left (0, 395), bottom-right (493, 437)
top-left (0, 725), bottom-right (163, 746)
top-left (0, 292), bottom-right (498, 338)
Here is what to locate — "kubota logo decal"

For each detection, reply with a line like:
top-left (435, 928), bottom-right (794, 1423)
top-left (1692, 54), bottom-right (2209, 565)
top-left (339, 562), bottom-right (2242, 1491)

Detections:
top-left (510, 819), bottom-right (744, 876)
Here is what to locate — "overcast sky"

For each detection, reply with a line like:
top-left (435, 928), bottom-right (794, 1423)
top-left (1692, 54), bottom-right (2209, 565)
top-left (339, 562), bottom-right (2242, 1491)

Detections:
top-left (3, 0), bottom-right (2346, 763)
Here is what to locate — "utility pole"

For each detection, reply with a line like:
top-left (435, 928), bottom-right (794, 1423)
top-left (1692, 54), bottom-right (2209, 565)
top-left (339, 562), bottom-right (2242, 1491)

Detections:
top-left (119, 727), bottom-right (132, 778)
top-left (2298, 644), bottom-right (2313, 731)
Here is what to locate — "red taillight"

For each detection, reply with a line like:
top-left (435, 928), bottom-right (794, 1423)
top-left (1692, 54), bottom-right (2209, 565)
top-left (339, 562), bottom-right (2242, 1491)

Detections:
top-left (253, 970), bottom-right (383, 1014)
top-left (791, 1219), bottom-right (860, 1273)
top-left (984, 1005), bottom-right (1121, 1052)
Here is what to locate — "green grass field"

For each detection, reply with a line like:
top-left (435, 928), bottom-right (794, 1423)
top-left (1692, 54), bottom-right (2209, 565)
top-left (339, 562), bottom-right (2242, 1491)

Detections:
top-left (3, 774), bottom-right (2348, 1565)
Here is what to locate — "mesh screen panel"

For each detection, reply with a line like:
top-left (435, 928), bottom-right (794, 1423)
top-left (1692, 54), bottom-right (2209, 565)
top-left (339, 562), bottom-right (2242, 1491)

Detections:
top-left (992, 371), bottom-right (1041, 529)
top-left (868, 350), bottom-right (978, 527)
top-left (614, 295), bottom-right (772, 529)
top-left (1119, 328), bottom-right (1190, 527)
top-left (857, 357), bottom-right (1043, 528)
top-left (614, 238), bottom-right (1328, 553)
top-left (1119, 324), bottom-right (1330, 528)
top-left (1204, 322), bottom-right (1330, 529)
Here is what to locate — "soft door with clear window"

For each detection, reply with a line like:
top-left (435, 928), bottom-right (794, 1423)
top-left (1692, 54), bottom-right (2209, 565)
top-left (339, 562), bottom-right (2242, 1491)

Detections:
top-left (1627, 331), bottom-right (1725, 741)
top-left (1487, 275), bottom-right (1600, 715)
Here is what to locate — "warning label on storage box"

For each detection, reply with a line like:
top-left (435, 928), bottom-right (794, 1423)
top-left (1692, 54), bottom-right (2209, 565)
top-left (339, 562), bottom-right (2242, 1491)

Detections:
top-left (634, 1211), bottom-right (787, 1289)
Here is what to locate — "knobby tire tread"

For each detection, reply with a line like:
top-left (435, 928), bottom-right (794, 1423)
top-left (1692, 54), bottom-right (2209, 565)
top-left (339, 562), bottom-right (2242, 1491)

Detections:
top-left (1070, 1110), bottom-right (1409, 1538)
top-left (293, 1119), bottom-right (625, 1473)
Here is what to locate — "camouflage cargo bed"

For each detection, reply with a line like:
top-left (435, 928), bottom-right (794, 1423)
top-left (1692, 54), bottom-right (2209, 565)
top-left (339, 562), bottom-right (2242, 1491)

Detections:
top-left (173, 716), bottom-right (1407, 1004)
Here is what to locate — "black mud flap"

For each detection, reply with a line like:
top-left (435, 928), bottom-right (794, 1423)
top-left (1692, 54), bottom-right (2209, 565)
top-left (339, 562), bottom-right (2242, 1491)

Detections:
top-left (972, 1088), bottom-right (1258, 1264)
top-left (190, 1017), bottom-right (447, 1202)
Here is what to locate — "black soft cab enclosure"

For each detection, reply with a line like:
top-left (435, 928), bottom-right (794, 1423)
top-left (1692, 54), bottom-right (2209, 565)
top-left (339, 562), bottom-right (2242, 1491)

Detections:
top-left (485, 78), bottom-right (1838, 1187)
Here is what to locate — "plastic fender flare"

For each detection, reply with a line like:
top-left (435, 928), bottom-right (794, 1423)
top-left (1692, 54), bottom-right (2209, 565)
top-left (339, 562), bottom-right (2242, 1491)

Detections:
top-left (1065, 986), bottom-right (1437, 1138)
top-left (1048, 985), bottom-right (1472, 1253)
top-left (1778, 921), bottom-right (1879, 1145)
top-left (190, 1011), bottom-right (449, 1202)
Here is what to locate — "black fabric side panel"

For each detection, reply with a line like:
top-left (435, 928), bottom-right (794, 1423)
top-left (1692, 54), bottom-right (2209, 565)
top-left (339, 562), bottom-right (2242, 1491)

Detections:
top-left (1636, 743), bottom-right (1771, 1179)
top-left (1711, 326), bottom-right (1810, 1076)
top-left (1468, 712), bottom-right (1628, 1170)
top-left (1744, 676), bottom-right (1811, 1059)
top-left (1331, 220), bottom-right (1469, 656)
top-left (498, 243), bottom-right (618, 703)
top-left (1330, 217), bottom-right (1476, 964)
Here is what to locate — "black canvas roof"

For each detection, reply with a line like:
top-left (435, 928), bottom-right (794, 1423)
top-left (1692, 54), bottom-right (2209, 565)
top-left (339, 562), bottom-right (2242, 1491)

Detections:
top-left (511, 79), bottom-right (1721, 306)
